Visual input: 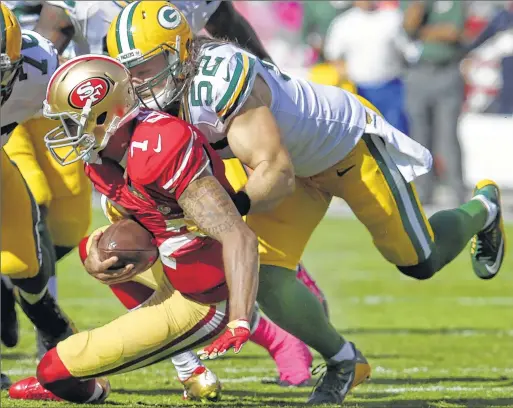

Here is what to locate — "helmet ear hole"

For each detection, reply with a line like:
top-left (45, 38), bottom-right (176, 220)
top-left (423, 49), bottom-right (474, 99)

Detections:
top-left (97, 112), bottom-right (108, 125)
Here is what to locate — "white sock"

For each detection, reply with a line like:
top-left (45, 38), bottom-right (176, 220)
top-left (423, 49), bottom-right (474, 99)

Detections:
top-left (85, 381), bottom-right (104, 403)
top-left (328, 342), bottom-right (355, 364)
top-left (472, 195), bottom-right (498, 230)
top-left (19, 285), bottom-right (48, 305)
top-left (171, 351), bottom-right (203, 381)
top-left (48, 276), bottom-right (58, 299)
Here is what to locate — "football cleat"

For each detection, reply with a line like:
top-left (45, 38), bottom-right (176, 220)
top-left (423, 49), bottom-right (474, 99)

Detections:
top-left (181, 366), bottom-right (221, 402)
top-left (9, 377), bottom-right (62, 401)
top-left (470, 180), bottom-right (506, 279)
top-left (307, 343), bottom-right (370, 405)
top-left (95, 377), bottom-right (112, 403)
top-left (9, 377), bottom-right (111, 403)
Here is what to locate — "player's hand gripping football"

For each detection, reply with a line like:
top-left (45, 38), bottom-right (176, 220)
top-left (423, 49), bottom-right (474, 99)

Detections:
top-left (84, 232), bottom-right (138, 285)
top-left (198, 319), bottom-right (251, 360)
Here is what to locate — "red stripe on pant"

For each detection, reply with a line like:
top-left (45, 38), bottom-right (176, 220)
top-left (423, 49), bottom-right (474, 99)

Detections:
top-left (78, 235), bottom-right (154, 309)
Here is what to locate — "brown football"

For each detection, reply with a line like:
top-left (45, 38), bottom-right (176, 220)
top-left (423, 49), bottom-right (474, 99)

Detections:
top-left (97, 219), bottom-right (158, 274)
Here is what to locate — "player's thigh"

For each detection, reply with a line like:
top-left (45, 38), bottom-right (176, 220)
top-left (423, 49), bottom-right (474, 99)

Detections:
top-left (80, 226), bottom-right (161, 291)
top-left (247, 178), bottom-right (331, 270)
top-left (311, 135), bottom-right (434, 267)
top-left (0, 150), bottom-right (42, 278)
top-left (47, 186), bottom-right (92, 248)
top-left (28, 116), bottom-right (93, 245)
top-left (4, 121), bottom-right (52, 207)
top-left (223, 158), bottom-right (331, 270)
top-left (56, 287), bottom-right (228, 379)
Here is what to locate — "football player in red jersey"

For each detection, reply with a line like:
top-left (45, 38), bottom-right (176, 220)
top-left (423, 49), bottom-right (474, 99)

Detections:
top-left (29, 0), bottom-right (327, 387)
top-left (9, 55), bottom-right (259, 404)
top-left (10, 53), bottom-right (321, 403)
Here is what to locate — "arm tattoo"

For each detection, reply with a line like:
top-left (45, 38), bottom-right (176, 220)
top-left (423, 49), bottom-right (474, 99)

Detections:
top-left (178, 176), bottom-right (242, 241)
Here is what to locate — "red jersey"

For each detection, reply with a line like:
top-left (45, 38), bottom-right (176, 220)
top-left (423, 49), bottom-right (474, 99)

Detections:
top-left (86, 110), bottom-right (233, 302)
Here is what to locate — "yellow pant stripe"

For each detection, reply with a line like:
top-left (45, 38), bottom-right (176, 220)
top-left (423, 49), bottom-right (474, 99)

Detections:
top-left (363, 134), bottom-right (433, 262)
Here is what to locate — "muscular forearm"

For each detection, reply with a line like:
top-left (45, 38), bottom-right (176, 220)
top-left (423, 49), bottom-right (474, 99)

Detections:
top-left (178, 175), bottom-right (260, 321)
top-left (242, 161), bottom-right (295, 213)
top-left (223, 233), bottom-right (259, 321)
top-left (207, 2), bottom-right (272, 62)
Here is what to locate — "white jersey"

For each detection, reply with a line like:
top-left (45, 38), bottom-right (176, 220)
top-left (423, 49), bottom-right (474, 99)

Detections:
top-left (1, 31), bottom-right (59, 147)
top-left (181, 42), bottom-right (433, 180)
top-left (181, 43), bottom-right (369, 177)
top-left (47, 0), bottom-right (221, 55)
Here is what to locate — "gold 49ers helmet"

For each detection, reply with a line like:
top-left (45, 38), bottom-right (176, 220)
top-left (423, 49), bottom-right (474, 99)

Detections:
top-left (43, 54), bottom-right (140, 166)
top-left (107, 1), bottom-right (192, 110)
top-left (1, 3), bottom-right (22, 105)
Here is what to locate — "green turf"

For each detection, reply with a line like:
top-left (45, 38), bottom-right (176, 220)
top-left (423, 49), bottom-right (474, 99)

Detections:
top-left (2, 210), bottom-right (512, 408)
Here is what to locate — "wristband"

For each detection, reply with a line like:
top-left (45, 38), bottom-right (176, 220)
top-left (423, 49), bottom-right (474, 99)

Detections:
top-left (232, 191), bottom-right (251, 216)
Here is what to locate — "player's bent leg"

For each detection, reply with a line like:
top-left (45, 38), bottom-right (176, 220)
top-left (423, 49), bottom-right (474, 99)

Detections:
top-left (80, 235), bottom-right (221, 402)
top-left (11, 284), bottom-right (228, 403)
top-left (250, 305), bottom-right (313, 387)
top-left (296, 262), bottom-right (329, 317)
top-left (1, 153), bottom-right (74, 351)
top-left (1, 152), bottom-right (42, 280)
top-left (310, 134), bottom-right (499, 280)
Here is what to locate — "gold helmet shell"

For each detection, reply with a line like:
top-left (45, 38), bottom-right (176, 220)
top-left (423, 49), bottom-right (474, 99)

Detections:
top-left (43, 54), bottom-right (140, 166)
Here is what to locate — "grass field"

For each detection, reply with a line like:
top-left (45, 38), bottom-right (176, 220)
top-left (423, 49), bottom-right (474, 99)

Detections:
top-left (2, 209), bottom-right (513, 408)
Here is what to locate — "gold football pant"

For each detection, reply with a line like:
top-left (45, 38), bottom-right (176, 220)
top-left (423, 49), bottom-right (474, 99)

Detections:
top-left (58, 229), bottom-right (227, 379)
top-left (1, 149), bottom-right (42, 279)
top-left (4, 116), bottom-right (92, 249)
top-left (223, 159), bottom-right (331, 270)
top-left (308, 133), bottom-right (435, 267)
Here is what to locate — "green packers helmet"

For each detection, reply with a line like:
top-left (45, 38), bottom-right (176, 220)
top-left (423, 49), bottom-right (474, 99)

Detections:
top-left (107, 1), bottom-right (192, 110)
top-left (1, 3), bottom-right (23, 105)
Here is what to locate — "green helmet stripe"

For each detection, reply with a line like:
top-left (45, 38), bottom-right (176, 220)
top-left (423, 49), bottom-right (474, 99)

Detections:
top-left (126, 1), bottom-right (139, 50)
top-left (116, 1), bottom-right (138, 53)
top-left (0, 10), bottom-right (7, 55)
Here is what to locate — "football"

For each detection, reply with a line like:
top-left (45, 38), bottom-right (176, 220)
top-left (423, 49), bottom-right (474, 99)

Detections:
top-left (97, 218), bottom-right (158, 274)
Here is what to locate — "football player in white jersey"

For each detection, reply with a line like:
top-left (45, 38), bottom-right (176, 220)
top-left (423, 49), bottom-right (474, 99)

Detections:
top-left (33, 0), bottom-right (330, 391)
top-left (0, 3), bottom-right (76, 388)
top-left (108, 2), bottom-right (507, 404)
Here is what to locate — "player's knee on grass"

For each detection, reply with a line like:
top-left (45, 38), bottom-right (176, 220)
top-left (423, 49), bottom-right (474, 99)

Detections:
top-left (396, 255), bottom-right (438, 280)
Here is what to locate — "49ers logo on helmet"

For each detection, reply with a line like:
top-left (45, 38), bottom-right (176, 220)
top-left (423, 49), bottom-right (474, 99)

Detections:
top-left (68, 77), bottom-right (110, 109)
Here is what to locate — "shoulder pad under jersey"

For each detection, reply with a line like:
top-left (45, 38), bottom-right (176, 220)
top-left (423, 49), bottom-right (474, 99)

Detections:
top-left (183, 42), bottom-right (257, 130)
top-left (1, 31), bottom-right (58, 143)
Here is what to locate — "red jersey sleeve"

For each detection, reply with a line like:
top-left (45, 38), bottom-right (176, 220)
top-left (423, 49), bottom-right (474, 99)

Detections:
top-left (84, 160), bottom-right (127, 203)
top-left (127, 114), bottom-right (211, 200)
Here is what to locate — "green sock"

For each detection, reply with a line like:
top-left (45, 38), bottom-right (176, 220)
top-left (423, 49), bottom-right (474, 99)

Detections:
top-left (257, 265), bottom-right (344, 359)
top-left (429, 199), bottom-right (487, 269)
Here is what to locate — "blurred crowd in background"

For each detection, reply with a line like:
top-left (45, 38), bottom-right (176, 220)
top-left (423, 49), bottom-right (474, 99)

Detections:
top-left (232, 0), bottom-right (513, 207)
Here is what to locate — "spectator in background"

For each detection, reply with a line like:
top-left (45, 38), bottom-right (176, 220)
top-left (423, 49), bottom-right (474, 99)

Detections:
top-left (402, 0), bottom-right (467, 206)
top-left (465, 1), bottom-right (513, 115)
top-left (301, 1), bottom-right (350, 63)
top-left (323, 0), bottom-right (408, 134)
